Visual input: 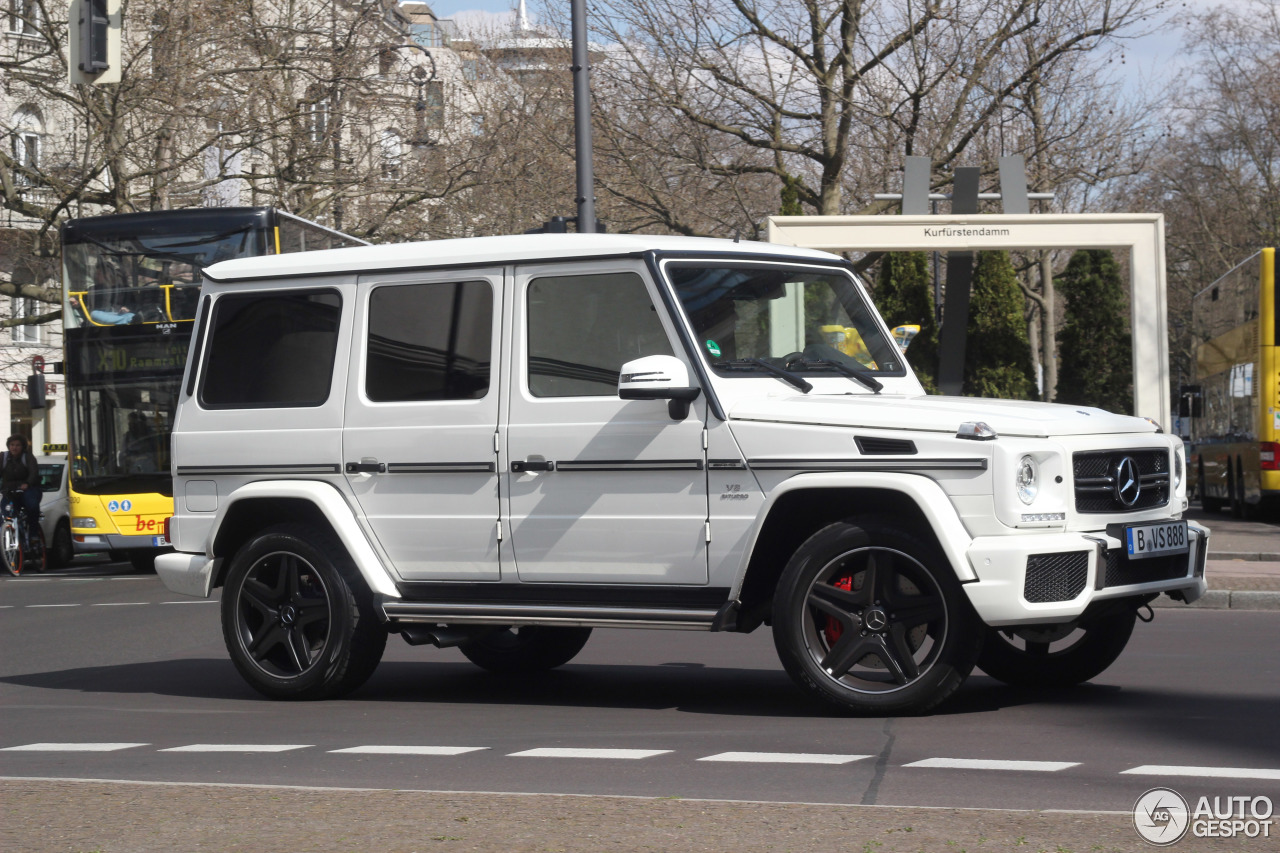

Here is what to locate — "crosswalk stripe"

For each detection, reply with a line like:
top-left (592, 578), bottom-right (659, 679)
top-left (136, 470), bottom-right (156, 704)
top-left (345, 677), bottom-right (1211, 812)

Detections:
top-left (509, 748), bottom-right (671, 759)
top-left (699, 752), bottom-right (872, 765)
top-left (904, 758), bottom-right (1079, 772)
top-left (329, 746), bottom-right (487, 756)
top-left (1122, 765), bottom-right (1280, 780)
top-left (0, 743), bottom-right (148, 752)
top-left (159, 744), bottom-right (310, 753)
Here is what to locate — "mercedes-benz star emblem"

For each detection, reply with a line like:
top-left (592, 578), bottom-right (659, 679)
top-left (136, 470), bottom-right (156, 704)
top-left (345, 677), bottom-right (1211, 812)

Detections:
top-left (863, 608), bottom-right (888, 632)
top-left (1113, 456), bottom-right (1141, 507)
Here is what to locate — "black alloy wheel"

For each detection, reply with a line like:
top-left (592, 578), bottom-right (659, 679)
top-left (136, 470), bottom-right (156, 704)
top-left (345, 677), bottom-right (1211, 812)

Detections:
top-left (222, 523), bottom-right (386, 700)
top-left (977, 608), bottom-right (1137, 688)
top-left (772, 518), bottom-right (982, 716)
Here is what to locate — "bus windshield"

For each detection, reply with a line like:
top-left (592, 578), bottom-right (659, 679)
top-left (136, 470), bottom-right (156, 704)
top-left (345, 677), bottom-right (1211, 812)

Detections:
top-left (61, 209), bottom-right (366, 497)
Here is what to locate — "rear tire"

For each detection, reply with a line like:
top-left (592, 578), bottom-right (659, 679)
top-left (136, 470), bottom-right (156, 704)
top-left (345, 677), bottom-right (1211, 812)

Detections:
top-left (771, 518), bottom-right (982, 716)
top-left (1198, 460), bottom-right (1223, 513)
top-left (977, 609), bottom-right (1137, 688)
top-left (221, 523), bottom-right (387, 700)
top-left (459, 626), bottom-right (593, 673)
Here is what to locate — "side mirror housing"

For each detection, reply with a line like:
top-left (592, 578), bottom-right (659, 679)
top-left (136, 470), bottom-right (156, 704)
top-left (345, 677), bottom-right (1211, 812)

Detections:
top-left (618, 355), bottom-right (701, 420)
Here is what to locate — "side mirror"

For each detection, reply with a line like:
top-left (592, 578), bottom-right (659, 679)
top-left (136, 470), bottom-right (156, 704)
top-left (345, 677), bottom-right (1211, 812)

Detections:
top-left (618, 355), bottom-right (701, 420)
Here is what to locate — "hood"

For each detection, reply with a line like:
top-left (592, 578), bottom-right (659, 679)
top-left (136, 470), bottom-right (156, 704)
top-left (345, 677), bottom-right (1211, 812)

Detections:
top-left (727, 393), bottom-right (1156, 439)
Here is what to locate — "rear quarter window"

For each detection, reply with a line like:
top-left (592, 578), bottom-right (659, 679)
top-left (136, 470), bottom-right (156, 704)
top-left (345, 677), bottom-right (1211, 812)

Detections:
top-left (199, 289), bottom-right (342, 408)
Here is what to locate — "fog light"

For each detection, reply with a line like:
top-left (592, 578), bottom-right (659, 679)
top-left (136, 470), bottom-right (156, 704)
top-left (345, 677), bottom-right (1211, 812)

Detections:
top-left (1021, 512), bottom-right (1066, 523)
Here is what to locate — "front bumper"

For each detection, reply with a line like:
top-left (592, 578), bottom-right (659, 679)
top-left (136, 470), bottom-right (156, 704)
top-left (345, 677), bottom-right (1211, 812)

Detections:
top-left (73, 532), bottom-right (172, 554)
top-left (963, 521), bottom-right (1209, 626)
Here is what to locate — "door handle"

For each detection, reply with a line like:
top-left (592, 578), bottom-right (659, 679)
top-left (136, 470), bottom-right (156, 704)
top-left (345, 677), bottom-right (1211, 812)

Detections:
top-left (511, 459), bottom-right (555, 473)
top-left (345, 461), bottom-right (386, 474)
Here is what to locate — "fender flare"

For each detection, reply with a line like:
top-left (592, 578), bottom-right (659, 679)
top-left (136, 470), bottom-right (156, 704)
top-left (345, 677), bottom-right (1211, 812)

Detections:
top-left (208, 480), bottom-right (401, 599)
top-left (734, 471), bottom-right (977, 590)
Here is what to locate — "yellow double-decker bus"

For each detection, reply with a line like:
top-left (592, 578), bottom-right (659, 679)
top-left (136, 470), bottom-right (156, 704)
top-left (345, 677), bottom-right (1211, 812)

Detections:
top-left (60, 208), bottom-right (366, 570)
top-left (1185, 248), bottom-right (1279, 518)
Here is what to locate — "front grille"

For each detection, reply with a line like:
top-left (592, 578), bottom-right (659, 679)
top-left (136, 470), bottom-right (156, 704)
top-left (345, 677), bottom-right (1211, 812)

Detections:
top-left (1104, 551), bottom-right (1191, 588)
top-left (1024, 552), bottom-right (1089, 603)
top-left (1073, 450), bottom-right (1170, 513)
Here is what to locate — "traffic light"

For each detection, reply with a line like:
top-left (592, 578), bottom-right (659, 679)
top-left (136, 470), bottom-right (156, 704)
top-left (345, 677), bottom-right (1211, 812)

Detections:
top-left (69, 0), bottom-right (121, 85)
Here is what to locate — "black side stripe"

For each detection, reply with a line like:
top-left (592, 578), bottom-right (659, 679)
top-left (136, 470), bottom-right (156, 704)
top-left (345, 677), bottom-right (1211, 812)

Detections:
top-left (747, 458), bottom-right (987, 472)
top-left (176, 464), bottom-right (342, 476)
top-left (554, 459), bottom-right (704, 472)
top-left (386, 462), bottom-right (496, 474)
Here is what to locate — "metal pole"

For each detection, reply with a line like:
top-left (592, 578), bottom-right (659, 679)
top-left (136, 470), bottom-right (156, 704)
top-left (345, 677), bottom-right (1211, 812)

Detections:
top-left (570, 0), bottom-right (596, 232)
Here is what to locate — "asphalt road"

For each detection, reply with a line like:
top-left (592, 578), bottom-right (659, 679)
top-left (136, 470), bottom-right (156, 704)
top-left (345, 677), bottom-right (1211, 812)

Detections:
top-left (2, 564), bottom-right (1278, 821)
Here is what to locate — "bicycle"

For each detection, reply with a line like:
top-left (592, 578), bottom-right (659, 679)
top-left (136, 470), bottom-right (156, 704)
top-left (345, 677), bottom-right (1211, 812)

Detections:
top-left (2, 489), bottom-right (45, 576)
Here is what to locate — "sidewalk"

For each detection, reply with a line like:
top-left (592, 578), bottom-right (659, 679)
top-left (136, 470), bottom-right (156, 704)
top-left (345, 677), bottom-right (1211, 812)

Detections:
top-left (1151, 507), bottom-right (1280, 610)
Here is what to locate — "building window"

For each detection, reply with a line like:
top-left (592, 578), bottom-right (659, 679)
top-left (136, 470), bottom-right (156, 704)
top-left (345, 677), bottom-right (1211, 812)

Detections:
top-left (379, 129), bottom-right (402, 179)
top-left (11, 107), bottom-right (42, 187)
top-left (424, 81), bottom-right (444, 128)
top-left (8, 0), bottom-right (42, 35)
top-left (12, 297), bottom-right (41, 344)
top-left (462, 58), bottom-right (480, 81)
top-left (304, 89), bottom-right (330, 144)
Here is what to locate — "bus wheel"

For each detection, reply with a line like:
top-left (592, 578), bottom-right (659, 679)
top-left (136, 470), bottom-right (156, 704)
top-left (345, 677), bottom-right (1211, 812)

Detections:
top-left (221, 523), bottom-right (386, 700)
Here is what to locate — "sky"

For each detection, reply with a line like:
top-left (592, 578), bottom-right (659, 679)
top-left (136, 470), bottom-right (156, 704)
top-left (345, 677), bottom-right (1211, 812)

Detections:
top-left (425, 0), bottom-right (1232, 96)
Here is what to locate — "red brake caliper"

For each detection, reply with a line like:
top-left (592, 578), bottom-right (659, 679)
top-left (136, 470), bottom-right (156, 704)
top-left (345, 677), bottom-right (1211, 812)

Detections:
top-left (822, 575), bottom-right (854, 645)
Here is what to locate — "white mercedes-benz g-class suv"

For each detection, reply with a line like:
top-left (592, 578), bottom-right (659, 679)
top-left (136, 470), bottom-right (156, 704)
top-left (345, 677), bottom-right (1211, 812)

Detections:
top-left (156, 233), bottom-right (1207, 715)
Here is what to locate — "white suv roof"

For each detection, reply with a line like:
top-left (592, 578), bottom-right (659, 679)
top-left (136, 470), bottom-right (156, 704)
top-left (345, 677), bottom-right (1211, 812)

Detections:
top-left (203, 233), bottom-right (843, 282)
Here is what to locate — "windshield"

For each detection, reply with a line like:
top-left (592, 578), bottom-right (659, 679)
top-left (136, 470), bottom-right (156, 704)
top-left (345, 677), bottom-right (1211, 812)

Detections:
top-left (37, 463), bottom-right (64, 491)
top-left (64, 326), bottom-right (185, 495)
top-left (665, 263), bottom-right (905, 377)
top-left (62, 226), bottom-right (266, 329)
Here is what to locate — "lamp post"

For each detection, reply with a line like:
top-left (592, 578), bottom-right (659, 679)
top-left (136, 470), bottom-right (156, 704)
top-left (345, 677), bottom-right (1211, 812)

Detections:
top-left (570, 0), bottom-right (596, 232)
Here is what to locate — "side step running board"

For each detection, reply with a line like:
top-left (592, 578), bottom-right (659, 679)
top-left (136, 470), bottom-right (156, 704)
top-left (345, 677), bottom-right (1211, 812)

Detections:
top-left (380, 600), bottom-right (723, 631)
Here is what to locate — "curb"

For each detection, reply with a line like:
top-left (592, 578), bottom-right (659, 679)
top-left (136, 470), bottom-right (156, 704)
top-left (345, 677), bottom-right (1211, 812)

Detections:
top-left (1207, 551), bottom-right (1280, 561)
top-left (1151, 589), bottom-right (1280, 611)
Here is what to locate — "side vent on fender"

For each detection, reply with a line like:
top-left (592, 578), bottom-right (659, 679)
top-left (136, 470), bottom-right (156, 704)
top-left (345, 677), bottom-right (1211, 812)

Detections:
top-left (854, 436), bottom-right (918, 456)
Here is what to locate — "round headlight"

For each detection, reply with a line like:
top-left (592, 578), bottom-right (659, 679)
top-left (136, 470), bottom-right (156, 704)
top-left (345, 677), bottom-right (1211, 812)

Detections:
top-left (1016, 455), bottom-right (1039, 505)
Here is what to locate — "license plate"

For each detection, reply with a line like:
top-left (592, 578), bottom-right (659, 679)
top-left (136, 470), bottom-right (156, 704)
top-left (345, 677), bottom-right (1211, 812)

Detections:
top-left (152, 535), bottom-right (169, 547)
top-left (1125, 521), bottom-right (1188, 560)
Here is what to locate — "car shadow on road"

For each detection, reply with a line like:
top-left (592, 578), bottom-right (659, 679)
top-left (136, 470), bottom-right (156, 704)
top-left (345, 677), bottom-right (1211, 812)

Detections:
top-left (7, 659), bottom-right (1280, 756)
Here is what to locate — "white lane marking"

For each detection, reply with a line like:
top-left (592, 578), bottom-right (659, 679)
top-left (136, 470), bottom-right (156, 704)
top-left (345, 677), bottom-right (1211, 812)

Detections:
top-left (26, 604), bottom-right (80, 608)
top-left (509, 748), bottom-right (671, 759)
top-left (160, 744), bottom-right (311, 753)
top-left (91, 602), bottom-right (150, 606)
top-left (1122, 765), bottom-right (1280, 781)
top-left (904, 758), bottom-right (1079, 772)
top-left (160, 600), bottom-right (215, 605)
top-left (699, 752), bottom-right (873, 765)
top-left (330, 746), bottom-right (488, 756)
top-left (1, 743), bottom-right (148, 752)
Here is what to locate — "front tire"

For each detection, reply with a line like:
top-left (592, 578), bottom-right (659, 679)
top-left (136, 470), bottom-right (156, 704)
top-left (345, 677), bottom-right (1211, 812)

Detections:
top-left (459, 626), bottom-right (592, 673)
top-left (2, 519), bottom-right (21, 576)
top-left (48, 520), bottom-right (74, 568)
top-left (771, 518), bottom-right (982, 716)
top-left (977, 609), bottom-right (1136, 688)
top-left (221, 523), bottom-right (387, 700)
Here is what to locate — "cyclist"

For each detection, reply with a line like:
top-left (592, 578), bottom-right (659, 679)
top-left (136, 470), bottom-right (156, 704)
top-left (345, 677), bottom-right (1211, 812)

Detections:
top-left (1, 434), bottom-right (41, 522)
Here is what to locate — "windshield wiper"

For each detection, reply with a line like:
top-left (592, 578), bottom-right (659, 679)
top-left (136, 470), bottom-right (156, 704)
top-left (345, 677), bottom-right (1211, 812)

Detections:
top-left (786, 357), bottom-right (883, 394)
top-left (713, 358), bottom-right (812, 393)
